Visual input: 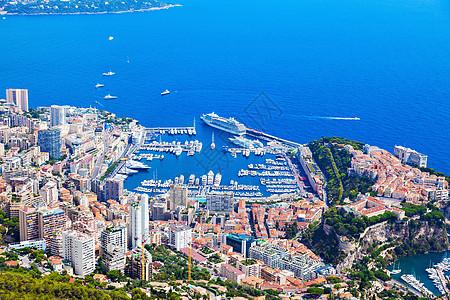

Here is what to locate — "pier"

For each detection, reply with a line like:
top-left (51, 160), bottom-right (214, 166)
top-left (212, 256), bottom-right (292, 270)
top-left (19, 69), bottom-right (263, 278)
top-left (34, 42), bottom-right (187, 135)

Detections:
top-left (146, 126), bottom-right (196, 135)
top-left (284, 154), bottom-right (305, 193)
top-left (245, 128), bottom-right (303, 148)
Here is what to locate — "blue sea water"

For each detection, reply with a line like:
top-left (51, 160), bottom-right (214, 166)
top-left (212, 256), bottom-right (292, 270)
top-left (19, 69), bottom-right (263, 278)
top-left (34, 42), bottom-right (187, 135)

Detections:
top-left (1, 0), bottom-right (450, 174)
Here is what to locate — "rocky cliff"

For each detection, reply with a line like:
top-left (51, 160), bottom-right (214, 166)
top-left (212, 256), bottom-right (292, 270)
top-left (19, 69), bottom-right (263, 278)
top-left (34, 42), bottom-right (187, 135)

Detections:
top-left (335, 219), bottom-right (448, 272)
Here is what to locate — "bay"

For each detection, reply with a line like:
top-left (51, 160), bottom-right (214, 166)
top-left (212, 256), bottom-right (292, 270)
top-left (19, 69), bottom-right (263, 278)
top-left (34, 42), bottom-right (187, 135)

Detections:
top-left (1, 0), bottom-right (450, 174)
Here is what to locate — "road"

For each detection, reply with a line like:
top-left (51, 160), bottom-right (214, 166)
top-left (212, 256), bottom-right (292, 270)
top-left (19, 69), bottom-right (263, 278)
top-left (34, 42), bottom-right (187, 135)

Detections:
top-left (90, 125), bottom-right (118, 181)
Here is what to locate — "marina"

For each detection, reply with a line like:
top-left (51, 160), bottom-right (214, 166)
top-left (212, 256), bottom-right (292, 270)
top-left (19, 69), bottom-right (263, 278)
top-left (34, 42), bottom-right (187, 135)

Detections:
top-left (400, 274), bottom-right (433, 296)
top-left (121, 113), bottom-right (311, 200)
top-left (388, 251), bottom-right (450, 296)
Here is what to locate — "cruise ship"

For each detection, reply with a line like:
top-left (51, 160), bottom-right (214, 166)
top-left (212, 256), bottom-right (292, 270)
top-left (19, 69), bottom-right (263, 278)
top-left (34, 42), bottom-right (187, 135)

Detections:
top-left (104, 94), bottom-right (118, 100)
top-left (200, 112), bottom-right (246, 135)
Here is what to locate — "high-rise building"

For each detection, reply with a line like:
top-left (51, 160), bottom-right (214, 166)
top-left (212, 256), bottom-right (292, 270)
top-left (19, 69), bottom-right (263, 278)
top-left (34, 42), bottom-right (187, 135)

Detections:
top-left (19, 206), bottom-right (39, 242)
top-left (169, 184), bottom-right (187, 211)
top-left (50, 105), bottom-right (66, 127)
top-left (206, 191), bottom-right (234, 212)
top-left (6, 89), bottom-right (28, 111)
top-left (168, 224), bottom-right (192, 251)
top-left (129, 194), bottom-right (149, 249)
top-left (38, 128), bottom-right (61, 159)
top-left (105, 178), bottom-right (124, 201)
top-left (38, 207), bottom-right (67, 253)
top-left (19, 205), bottom-right (68, 254)
top-left (101, 227), bottom-right (127, 273)
top-left (225, 234), bottom-right (254, 258)
top-left (62, 230), bottom-right (95, 276)
top-left (125, 246), bottom-right (152, 281)
top-left (151, 202), bottom-right (167, 220)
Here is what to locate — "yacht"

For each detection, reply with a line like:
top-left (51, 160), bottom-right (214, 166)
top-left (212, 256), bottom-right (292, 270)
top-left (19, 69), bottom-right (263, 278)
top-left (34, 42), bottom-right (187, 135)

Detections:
top-left (175, 146), bottom-right (182, 156)
top-left (201, 175), bottom-right (207, 185)
top-left (104, 94), bottom-right (117, 100)
top-left (103, 71), bottom-right (115, 76)
top-left (207, 171), bottom-right (214, 185)
top-left (211, 132), bottom-right (215, 150)
top-left (161, 89), bottom-right (170, 95)
top-left (95, 83), bottom-right (104, 89)
top-left (108, 36), bottom-right (114, 40)
top-left (214, 173), bottom-right (222, 186)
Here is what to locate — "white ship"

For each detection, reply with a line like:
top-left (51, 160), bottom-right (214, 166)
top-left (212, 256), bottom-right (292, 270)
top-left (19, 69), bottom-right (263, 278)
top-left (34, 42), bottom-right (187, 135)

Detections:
top-left (95, 83), bottom-right (104, 88)
top-left (179, 174), bottom-right (185, 184)
top-left (161, 89), bottom-right (170, 95)
top-left (104, 94), bottom-right (118, 100)
top-left (211, 132), bottom-right (215, 150)
top-left (125, 160), bottom-right (150, 169)
top-left (108, 36), bottom-right (114, 40)
top-left (214, 173), bottom-right (222, 187)
top-left (103, 71), bottom-right (115, 76)
top-left (188, 174), bottom-right (195, 185)
top-left (201, 175), bottom-right (207, 185)
top-left (200, 112), bottom-right (246, 135)
top-left (207, 170), bottom-right (214, 185)
top-left (175, 146), bottom-right (182, 156)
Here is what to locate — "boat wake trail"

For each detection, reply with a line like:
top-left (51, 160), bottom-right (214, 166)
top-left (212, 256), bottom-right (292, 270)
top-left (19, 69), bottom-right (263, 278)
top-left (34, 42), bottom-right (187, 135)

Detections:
top-left (305, 116), bottom-right (360, 121)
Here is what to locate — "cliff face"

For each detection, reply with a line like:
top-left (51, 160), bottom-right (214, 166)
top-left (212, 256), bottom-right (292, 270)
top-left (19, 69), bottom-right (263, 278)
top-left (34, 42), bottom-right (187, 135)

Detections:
top-left (335, 220), bottom-right (449, 272)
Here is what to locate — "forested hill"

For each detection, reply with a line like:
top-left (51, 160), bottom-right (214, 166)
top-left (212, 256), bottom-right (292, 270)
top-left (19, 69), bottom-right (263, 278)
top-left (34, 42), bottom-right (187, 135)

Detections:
top-left (308, 137), bottom-right (374, 206)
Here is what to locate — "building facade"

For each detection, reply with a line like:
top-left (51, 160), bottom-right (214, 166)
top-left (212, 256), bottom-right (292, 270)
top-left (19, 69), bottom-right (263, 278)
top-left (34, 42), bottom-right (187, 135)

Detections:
top-left (101, 227), bottom-right (127, 273)
top-left (129, 194), bottom-right (149, 248)
top-left (62, 230), bottom-right (95, 276)
top-left (206, 191), bottom-right (234, 212)
top-left (169, 184), bottom-right (187, 210)
top-left (38, 128), bottom-right (61, 159)
top-left (6, 89), bottom-right (28, 111)
top-left (168, 224), bottom-right (192, 251)
top-left (50, 105), bottom-right (66, 127)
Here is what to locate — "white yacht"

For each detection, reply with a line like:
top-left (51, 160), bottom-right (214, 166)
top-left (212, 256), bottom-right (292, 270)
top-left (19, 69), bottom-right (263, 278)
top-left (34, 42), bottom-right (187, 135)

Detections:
top-left (161, 89), bottom-right (170, 95)
top-left (104, 94), bottom-right (117, 100)
top-left (175, 146), bottom-right (182, 156)
top-left (103, 71), bottom-right (115, 76)
top-left (95, 83), bottom-right (104, 88)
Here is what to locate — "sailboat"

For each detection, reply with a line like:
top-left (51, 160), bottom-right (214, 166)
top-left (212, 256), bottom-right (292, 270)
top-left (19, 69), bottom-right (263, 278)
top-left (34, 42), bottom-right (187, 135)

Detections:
top-left (211, 132), bottom-right (215, 149)
top-left (391, 261), bottom-right (401, 274)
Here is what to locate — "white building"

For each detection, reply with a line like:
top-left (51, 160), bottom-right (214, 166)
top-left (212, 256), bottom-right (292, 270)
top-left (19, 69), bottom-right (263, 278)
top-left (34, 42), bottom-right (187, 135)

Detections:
top-left (206, 191), bottom-right (234, 212)
top-left (101, 227), bottom-right (127, 273)
top-left (50, 105), bottom-right (66, 127)
top-left (62, 230), bottom-right (95, 276)
top-left (6, 89), bottom-right (28, 111)
top-left (129, 194), bottom-right (149, 249)
top-left (39, 181), bottom-right (58, 204)
top-left (168, 224), bottom-right (192, 251)
top-left (8, 239), bottom-right (46, 252)
top-left (394, 145), bottom-right (428, 168)
top-left (169, 184), bottom-right (187, 210)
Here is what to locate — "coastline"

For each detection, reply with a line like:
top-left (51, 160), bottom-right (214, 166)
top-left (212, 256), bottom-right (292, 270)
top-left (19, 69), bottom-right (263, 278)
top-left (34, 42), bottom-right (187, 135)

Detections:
top-left (4, 4), bottom-right (181, 16)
